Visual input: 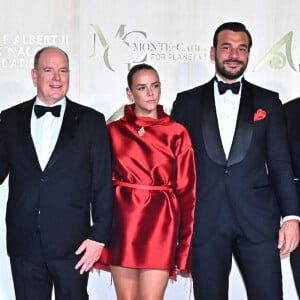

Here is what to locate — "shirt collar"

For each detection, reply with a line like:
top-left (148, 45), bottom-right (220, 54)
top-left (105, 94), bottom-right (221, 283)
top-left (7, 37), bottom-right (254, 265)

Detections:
top-left (35, 97), bottom-right (66, 106)
top-left (215, 74), bottom-right (243, 84)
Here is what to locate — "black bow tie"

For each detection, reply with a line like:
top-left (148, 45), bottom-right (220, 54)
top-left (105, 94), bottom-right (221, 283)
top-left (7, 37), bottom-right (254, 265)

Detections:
top-left (217, 80), bottom-right (241, 95)
top-left (34, 105), bottom-right (61, 118)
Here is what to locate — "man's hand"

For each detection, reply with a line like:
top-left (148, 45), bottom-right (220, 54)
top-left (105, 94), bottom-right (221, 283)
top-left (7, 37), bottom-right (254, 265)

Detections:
top-left (278, 220), bottom-right (299, 255)
top-left (75, 239), bottom-right (104, 274)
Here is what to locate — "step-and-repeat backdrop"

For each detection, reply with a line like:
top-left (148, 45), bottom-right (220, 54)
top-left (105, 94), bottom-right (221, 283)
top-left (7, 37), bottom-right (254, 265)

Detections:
top-left (1, 0), bottom-right (300, 299)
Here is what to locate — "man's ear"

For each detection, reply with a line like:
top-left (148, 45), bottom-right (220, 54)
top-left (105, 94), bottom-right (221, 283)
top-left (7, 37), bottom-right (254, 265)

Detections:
top-left (210, 46), bottom-right (215, 62)
top-left (31, 69), bottom-right (38, 87)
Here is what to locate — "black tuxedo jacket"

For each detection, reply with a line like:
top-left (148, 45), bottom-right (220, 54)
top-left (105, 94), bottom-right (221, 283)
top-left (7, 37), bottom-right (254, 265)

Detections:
top-left (171, 78), bottom-right (299, 245)
top-left (0, 97), bottom-right (114, 258)
top-left (284, 98), bottom-right (300, 196)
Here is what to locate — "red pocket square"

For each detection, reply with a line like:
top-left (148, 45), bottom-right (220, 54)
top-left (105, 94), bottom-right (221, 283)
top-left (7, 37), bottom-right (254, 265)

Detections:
top-left (254, 108), bottom-right (266, 121)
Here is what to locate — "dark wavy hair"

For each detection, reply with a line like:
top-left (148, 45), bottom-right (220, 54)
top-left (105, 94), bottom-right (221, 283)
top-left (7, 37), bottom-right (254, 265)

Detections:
top-left (213, 22), bottom-right (252, 50)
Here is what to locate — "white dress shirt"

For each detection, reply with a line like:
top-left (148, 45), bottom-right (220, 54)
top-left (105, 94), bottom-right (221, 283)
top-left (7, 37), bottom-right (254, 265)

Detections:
top-left (31, 97), bottom-right (66, 170)
top-left (214, 75), bottom-right (242, 158)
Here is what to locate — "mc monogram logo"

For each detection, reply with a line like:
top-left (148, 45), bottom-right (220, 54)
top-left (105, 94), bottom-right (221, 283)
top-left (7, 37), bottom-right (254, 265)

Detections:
top-left (254, 31), bottom-right (297, 72)
top-left (89, 24), bottom-right (147, 71)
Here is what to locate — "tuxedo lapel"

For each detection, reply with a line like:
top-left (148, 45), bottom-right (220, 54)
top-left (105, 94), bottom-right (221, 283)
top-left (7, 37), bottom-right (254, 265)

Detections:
top-left (227, 81), bottom-right (254, 167)
top-left (16, 99), bottom-right (41, 169)
top-left (201, 80), bottom-right (227, 165)
top-left (44, 99), bottom-right (80, 171)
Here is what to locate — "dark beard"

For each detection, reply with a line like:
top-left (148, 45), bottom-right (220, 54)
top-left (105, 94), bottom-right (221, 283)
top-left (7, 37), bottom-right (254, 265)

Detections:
top-left (215, 59), bottom-right (247, 80)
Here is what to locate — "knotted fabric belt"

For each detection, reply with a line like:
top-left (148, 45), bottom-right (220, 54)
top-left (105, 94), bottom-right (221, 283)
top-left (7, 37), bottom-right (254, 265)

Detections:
top-left (114, 180), bottom-right (173, 192)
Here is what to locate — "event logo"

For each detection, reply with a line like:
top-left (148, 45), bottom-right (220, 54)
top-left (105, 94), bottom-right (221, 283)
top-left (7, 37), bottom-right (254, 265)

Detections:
top-left (253, 31), bottom-right (297, 72)
top-left (89, 24), bottom-right (147, 71)
top-left (89, 24), bottom-right (208, 71)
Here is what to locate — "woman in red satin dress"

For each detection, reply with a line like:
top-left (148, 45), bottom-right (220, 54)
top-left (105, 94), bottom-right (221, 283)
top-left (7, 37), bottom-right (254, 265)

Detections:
top-left (101, 63), bottom-right (196, 299)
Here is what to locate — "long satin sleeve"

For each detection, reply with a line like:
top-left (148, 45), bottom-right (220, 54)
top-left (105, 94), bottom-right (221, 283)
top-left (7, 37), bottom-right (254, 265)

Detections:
top-left (174, 131), bottom-right (196, 273)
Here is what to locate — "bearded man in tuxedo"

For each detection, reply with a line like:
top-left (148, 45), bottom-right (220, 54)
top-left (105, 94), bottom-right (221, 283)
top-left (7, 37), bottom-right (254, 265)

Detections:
top-left (171, 22), bottom-right (300, 300)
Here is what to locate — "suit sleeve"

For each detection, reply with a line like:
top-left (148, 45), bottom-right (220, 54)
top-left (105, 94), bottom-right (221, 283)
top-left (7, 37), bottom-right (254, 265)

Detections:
top-left (266, 97), bottom-right (300, 217)
top-left (88, 113), bottom-right (114, 244)
top-left (174, 128), bottom-right (196, 273)
top-left (284, 100), bottom-right (300, 197)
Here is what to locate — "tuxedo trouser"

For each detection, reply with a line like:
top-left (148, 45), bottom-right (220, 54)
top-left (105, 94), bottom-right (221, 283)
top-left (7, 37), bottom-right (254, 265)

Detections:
top-left (290, 224), bottom-right (300, 298)
top-left (10, 231), bottom-right (89, 300)
top-left (191, 200), bottom-right (282, 300)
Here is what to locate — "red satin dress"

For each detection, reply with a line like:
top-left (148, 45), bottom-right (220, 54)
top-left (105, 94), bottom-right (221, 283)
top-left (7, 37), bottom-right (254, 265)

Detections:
top-left (98, 104), bottom-right (196, 277)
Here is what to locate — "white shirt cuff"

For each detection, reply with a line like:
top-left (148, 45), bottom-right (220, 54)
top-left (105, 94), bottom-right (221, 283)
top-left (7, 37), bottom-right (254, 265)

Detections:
top-left (282, 215), bottom-right (300, 224)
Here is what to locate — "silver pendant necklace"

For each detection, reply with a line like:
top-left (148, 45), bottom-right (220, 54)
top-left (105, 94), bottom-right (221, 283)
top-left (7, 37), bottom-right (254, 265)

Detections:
top-left (138, 126), bottom-right (145, 136)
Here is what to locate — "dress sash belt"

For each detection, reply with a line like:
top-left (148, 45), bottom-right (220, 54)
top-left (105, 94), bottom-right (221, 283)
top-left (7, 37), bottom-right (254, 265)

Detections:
top-left (114, 180), bottom-right (173, 192)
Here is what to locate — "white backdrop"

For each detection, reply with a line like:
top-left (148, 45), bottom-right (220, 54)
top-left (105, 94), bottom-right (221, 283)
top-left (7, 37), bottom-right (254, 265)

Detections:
top-left (1, 0), bottom-right (300, 299)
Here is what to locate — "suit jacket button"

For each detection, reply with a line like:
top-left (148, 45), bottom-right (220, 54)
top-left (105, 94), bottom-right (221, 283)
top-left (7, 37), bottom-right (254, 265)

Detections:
top-left (225, 169), bottom-right (231, 174)
top-left (41, 177), bottom-right (48, 182)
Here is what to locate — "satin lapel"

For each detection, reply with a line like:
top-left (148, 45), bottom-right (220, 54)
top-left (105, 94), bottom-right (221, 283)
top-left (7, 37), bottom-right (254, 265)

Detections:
top-left (16, 99), bottom-right (41, 168)
top-left (201, 80), bottom-right (227, 165)
top-left (227, 81), bottom-right (254, 167)
top-left (44, 100), bottom-right (79, 171)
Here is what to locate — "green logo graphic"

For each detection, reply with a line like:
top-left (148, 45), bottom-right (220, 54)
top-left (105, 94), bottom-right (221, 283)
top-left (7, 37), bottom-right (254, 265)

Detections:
top-left (89, 24), bottom-right (147, 71)
top-left (254, 31), bottom-right (296, 72)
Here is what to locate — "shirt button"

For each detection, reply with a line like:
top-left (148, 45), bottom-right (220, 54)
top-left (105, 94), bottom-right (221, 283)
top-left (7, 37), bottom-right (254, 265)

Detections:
top-left (224, 169), bottom-right (231, 174)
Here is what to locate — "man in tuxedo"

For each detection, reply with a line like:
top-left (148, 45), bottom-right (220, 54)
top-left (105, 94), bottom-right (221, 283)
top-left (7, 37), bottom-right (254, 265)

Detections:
top-left (171, 22), bottom-right (300, 300)
top-left (284, 97), bottom-right (300, 298)
top-left (0, 46), bottom-right (114, 300)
